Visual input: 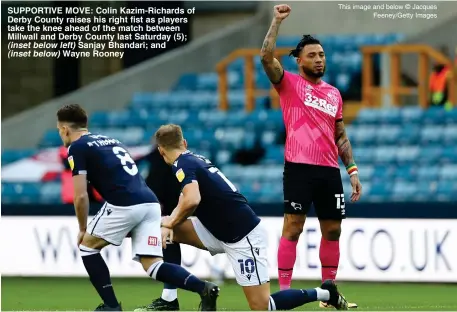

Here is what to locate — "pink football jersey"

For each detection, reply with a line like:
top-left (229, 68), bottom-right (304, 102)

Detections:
top-left (274, 70), bottom-right (343, 168)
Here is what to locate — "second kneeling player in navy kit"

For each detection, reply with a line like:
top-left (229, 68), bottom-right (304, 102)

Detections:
top-left (142, 124), bottom-right (349, 311)
top-left (142, 143), bottom-right (183, 311)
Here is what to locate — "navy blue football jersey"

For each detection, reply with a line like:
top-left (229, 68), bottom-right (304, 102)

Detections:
top-left (67, 133), bottom-right (158, 206)
top-left (171, 150), bottom-right (260, 243)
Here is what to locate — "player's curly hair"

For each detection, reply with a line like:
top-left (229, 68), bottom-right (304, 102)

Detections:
top-left (154, 124), bottom-right (184, 150)
top-left (56, 104), bottom-right (88, 129)
top-left (289, 35), bottom-right (322, 58)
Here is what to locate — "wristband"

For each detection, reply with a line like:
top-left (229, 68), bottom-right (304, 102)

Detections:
top-left (346, 163), bottom-right (358, 176)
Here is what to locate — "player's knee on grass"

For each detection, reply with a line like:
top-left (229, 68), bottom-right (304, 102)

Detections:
top-left (282, 214), bottom-right (306, 241)
top-left (319, 220), bottom-right (342, 241)
top-left (81, 233), bottom-right (111, 250)
top-left (243, 284), bottom-right (270, 311)
top-left (138, 255), bottom-right (164, 272)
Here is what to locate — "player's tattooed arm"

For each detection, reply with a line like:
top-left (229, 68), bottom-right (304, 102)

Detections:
top-left (335, 120), bottom-right (355, 167)
top-left (72, 175), bottom-right (89, 231)
top-left (261, 5), bottom-right (290, 84)
top-left (168, 182), bottom-right (201, 228)
top-left (260, 19), bottom-right (285, 84)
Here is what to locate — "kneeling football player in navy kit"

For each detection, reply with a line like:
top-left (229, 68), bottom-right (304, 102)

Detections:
top-left (57, 105), bottom-right (219, 311)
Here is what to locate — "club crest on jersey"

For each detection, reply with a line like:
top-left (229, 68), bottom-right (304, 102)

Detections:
top-left (67, 156), bottom-right (74, 170)
top-left (326, 89), bottom-right (340, 106)
top-left (176, 168), bottom-right (185, 182)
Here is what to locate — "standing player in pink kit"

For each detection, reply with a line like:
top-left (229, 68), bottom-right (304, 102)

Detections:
top-left (260, 4), bottom-right (362, 309)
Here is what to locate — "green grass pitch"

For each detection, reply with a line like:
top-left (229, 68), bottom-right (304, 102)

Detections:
top-left (2, 277), bottom-right (457, 311)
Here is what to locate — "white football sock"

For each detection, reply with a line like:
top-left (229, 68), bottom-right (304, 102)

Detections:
top-left (161, 288), bottom-right (178, 302)
top-left (315, 287), bottom-right (330, 301)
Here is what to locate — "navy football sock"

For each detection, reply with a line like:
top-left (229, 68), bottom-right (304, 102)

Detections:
top-left (148, 261), bottom-right (205, 294)
top-left (163, 243), bottom-right (181, 291)
top-left (269, 288), bottom-right (326, 310)
top-left (80, 246), bottom-right (119, 308)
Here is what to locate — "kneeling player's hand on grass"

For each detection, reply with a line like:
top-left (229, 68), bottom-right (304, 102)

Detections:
top-left (161, 227), bottom-right (174, 248)
top-left (350, 175), bottom-right (362, 202)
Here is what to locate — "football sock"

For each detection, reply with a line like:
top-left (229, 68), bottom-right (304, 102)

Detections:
top-left (148, 260), bottom-right (205, 294)
top-left (162, 243), bottom-right (181, 301)
top-left (80, 245), bottom-right (119, 308)
top-left (278, 237), bottom-right (298, 290)
top-left (320, 238), bottom-right (340, 282)
top-left (269, 288), bottom-right (329, 310)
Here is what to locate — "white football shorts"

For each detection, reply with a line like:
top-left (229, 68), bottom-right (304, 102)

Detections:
top-left (87, 202), bottom-right (163, 261)
top-left (191, 218), bottom-right (270, 287)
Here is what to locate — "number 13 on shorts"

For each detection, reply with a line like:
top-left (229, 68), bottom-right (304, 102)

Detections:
top-left (335, 193), bottom-right (346, 216)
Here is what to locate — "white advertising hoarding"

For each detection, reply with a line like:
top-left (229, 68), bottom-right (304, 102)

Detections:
top-left (1, 217), bottom-right (456, 282)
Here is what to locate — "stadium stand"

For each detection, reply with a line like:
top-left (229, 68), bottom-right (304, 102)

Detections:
top-left (3, 34), bottom-right (457, 204)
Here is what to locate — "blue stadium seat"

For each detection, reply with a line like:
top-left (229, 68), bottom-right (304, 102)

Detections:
top-left (378, 109), bottom-right (402, 125)
top-left (396, 146), bottom-right (420, 164)
top-left (1, 149), bottom-right (37, 165)
top-left (173, 73), bottom-right (198, 91)
top-left (444, 109), bottom-right (457, 125)
top-left (436, 181), bottom-right (457, 201)
top-left (40, 182), bottom-right (61, 203)
top-left (214, 150), bottom-right (232, 166)
top-left (276, 36), bottom-right (300, 47)
top-left (423, 107), bottom-right (446, 124)
top-left (214, 127), bottom-right (255, 149)
top-left (260, 130), bottom-right (279, 146)
top-left (392, 181), bottom-right (418, 201)
top-left (262, 146), bottom-right (285, 165)
top-left (374, 146), bottom-right (397, 163)
top-left (443, 125), bottom-right (457, 145)
top-left (376, 126), bottom-right (401, 145)
top-left (420, 126), bottom-right (444, 144)
top-left (40, 130), bottom-right (61, 147)
top-left (368, 182), bottom-right (392, 201)
top-left (398, 125), bottom-right (420, 145)
top-left (357, 165), bottom-right (374, 181)
top-left (401, 107), bottom-right (423, 124)
top-left (196, 73), bottom-right (219, 91)
top-left (1, 183), bottom-right (41, 204)
top-left (415, 181), bottom-right (435, 200)
top-left (439, 165), bottom-right (457, 180)
top-left (418, 146), bottom-right (443, 164)
top-left (91, 127), bottom-right (144, 146)
top-left (394, 164), bottom-right (416, 181)
top-left (372, 166), bottom-right (395, 182)
top-left (416, 166), bottom-right (440, 181)
top-left (355, 109), bottom-right (380, 125)
top-left (441, 146), bottom-right (457, 163)
top-left (354, 147), bottom-right (375, 164)
top-left (90, 111), bottom-right (109, 128)
top-left (351, 126), bottom-right (377, 146)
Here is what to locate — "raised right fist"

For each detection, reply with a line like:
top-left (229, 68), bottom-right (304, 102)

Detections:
top-left (274, 4), bottom-right (291, 21)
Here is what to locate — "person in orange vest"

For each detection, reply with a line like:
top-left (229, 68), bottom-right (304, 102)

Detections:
top-left (429, 46), bottom-right (454, 111)
top-left (429, 62), bottom-right (453, 110)
top-left (59, 146), bottom-right (103, 204)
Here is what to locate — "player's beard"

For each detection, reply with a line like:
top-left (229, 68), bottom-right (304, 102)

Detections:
top-left (301, 65), bottom-right (325, 78)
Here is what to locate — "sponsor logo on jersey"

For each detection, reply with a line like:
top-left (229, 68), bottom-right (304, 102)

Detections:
top-left (176, 168), bottom-right (185, 182)
top-left (304, 92), bottom-right (337, 117)
top-left (67, 156), bottom-right (74, 171)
